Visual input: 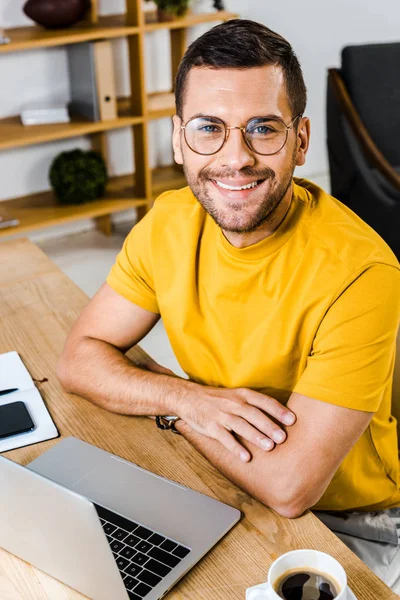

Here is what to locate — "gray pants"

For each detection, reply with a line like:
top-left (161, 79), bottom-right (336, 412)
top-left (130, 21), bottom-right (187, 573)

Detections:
top-left (315, 509), bottom-right (400, 595)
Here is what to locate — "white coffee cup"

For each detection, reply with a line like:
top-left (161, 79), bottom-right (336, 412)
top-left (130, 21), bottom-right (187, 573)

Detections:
top-left (246, 549), bottom-right (349, 600)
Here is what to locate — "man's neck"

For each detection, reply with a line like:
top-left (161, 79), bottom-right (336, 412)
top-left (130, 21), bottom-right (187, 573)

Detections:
top-left (222, 182), bottom-right (293, 249)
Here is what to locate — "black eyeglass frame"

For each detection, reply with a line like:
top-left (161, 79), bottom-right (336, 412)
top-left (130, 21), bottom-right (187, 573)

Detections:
top-left (180, 113), bottom-right (302, 156)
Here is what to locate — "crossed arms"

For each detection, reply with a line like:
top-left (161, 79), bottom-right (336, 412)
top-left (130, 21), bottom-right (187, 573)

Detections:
top-left (57, 283), bottom-right (373, 519)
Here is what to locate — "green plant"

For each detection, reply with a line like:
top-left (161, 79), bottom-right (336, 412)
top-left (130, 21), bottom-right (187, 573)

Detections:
top-left (49, 149), bottom-right (108, 205)
top-left (145, 0), bottom-right (191, 17)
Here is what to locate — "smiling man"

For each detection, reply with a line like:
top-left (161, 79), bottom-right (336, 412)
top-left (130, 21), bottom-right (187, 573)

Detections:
top-left (57, 20), bottom-right (400, 591)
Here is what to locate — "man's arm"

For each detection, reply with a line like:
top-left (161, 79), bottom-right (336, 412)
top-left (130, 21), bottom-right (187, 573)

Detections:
top-left (57, 283), bottom-right (296, 460)
top-left (57, 283), bottom-right (179, 417)
top-left (174, 393), bottom-right (373, 519)
top-left (58, 283), bottom-right (372, 518)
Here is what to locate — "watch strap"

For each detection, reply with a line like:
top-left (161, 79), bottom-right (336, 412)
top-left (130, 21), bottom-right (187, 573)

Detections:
top-left (156, 415), bottom-right (181, 434)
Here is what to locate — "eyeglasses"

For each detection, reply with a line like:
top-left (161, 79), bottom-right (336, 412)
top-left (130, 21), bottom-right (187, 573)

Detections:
top-left (180, 114), bottom-right (301, 156)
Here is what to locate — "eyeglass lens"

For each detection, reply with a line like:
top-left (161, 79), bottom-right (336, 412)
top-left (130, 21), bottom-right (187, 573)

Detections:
top-left (183, 116), bottom-right (290, 156)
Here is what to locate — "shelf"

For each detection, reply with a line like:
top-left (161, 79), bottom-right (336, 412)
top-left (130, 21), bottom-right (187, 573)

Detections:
top-left (148, 92), bottom-right (176, 119)
top-left (0, 175), bottom-right (146, 237)
top-left (0, 92), bottom-right (176, 151)
top-left (144, 11), bottom-right (237, 32)
top-left (0, 113), bottom-right (143, 152)
top-left (0, 11), bottom-right (237, 54)
top-left (152, 164), bottom-right (186, 196)
top-left (0, 15), bottom-right (140, 54)
top-left (117, 93), bottom-right (175, 120)
top-left (0, 165), bottom-right (187, 237)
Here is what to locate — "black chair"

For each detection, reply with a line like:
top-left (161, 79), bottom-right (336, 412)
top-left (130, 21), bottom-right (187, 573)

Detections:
top-left (327, 42), bottom-right (400, 258)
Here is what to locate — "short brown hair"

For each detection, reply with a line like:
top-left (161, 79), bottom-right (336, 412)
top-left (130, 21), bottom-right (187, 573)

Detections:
top-left (175, 19), bottom-right (307, 119)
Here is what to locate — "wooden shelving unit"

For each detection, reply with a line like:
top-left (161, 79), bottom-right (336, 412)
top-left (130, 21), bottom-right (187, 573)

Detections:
top-left (0, 15), bottom-right (139, 54)
top-left (0, 113), bottom-right (143, 152)
top-left (0, 166), bottom-right (186, 237)
top-left (143, 10), bottom-right (236, 32)
top-left (0, 2), bottom-right (237, 237)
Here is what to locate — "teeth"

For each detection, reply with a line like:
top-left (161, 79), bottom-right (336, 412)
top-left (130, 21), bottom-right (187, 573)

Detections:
top-left (215, 180), bottom-right (259, 191)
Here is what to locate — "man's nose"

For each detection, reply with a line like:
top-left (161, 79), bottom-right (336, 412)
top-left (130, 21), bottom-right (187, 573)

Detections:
top-left (217, 128), bottom-right (256, 171)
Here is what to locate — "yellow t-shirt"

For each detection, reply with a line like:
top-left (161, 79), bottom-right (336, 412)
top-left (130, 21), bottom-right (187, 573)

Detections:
top-left (107, 178), bottom-right (400, 512)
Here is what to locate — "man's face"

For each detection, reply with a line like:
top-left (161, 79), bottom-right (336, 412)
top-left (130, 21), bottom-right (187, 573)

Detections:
top-left (172, 66), bottom-right (309, 237)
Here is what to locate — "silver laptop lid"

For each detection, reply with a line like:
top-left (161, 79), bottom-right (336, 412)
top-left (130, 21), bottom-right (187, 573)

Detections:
top-left (0, 455), bottom-right (128, 600)
top-left (28, 437), bottom-right (241, 558)
top-left (28, 437), bottom-right (241, 598)
top-left (9, 437), bottom-right (240, 600)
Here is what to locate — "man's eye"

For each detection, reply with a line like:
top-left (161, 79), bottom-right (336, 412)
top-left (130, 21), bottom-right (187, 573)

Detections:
top-left (199, 125), bottom-right (221, 133)
top-left (250, 125), bottom-right (274, 135)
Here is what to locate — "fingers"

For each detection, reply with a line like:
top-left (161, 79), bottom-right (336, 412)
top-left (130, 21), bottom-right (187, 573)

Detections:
top-left (248, 406), bottom-right (288, 444)
top-left (221, 399), bottom-right (289, 445)
top-left (242, 390), bottom-right (296, 427)
top-left (217, 389), bottom-right (297, 449)
top-left (178, 387), bottom-right (297, 463)
top-left (224, 414), bottom-right (277, 452)
top-left (216, 426), bottom-right (252, 463)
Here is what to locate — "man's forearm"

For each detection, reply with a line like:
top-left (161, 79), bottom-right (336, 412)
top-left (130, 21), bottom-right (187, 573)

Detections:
top-left (58, 337), bottom-right (316, 516)
top-left (57, 336), bottom-right (194, 416)
top-left (174, 419), bottom-right (326, 519)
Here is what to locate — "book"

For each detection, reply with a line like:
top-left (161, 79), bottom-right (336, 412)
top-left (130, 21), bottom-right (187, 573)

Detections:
top-left (20, 103), bottom-right (70, 126)
top-left (0, 204), bottom-right (20, 230)
top-left (0, 351), bottom-right (59, 453)
top-left (0, 27), bottom-right (10, 45)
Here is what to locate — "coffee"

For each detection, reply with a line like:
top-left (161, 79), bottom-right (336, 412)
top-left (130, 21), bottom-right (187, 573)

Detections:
top-left (273, 567), bottom-right (340, 600)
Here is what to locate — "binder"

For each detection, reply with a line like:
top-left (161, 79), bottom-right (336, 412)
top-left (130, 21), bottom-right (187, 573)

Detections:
top-left (68, 40), bottom-right (117, 122)
top-left (93, 40), bottom-right (117, 121)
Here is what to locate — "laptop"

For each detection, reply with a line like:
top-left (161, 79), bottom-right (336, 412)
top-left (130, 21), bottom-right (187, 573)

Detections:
top-left (0, 436), bottom-right (241, 600)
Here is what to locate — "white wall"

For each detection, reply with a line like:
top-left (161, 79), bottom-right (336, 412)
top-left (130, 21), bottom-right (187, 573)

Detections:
top-left (0, 0), bottom-right (398, 238)
top-left (241, 0), bottom-right (400, 180)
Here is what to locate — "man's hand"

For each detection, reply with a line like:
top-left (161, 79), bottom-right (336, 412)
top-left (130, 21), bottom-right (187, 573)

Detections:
top-left (59, 285), bottom-right (295, 463)
top-left (138, 354), bottom-right (296, 462)
top-left (175, 386), bottom-right (296, 463)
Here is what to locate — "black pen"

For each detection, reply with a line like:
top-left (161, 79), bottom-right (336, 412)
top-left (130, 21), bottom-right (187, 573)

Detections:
top-left (0, 388), bottom-right (19, 396)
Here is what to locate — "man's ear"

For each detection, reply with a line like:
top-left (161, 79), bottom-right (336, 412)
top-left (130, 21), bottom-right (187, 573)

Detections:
top-left (172, 115), bottom-right (183, 165)
top-left (295, 117), bottom-right (310, 167)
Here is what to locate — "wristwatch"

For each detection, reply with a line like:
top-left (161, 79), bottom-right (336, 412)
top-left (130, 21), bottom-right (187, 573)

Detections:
top-left (156, 415), bottom-right (181, 434)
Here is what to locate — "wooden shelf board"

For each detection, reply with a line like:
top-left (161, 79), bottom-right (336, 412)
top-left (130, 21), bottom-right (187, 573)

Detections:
top-left (144, 11), bottom-right (238, 32)
top-left (152, 165), bottom-right (186, 196)
top-left (147, 91), bottom-right (176, 120)
top-left (0, 15), bottom-right (140, 54)
top-left (0, 175), bottom-right (145, 237)
top-left (0, 114), bottom-right (143, 152)
top-left (117, 93), bottom-right (176, 120)
top-left (0, 12), bottom-right (238, 54)
top-left (0, 166), bottom-right (187, 237)
top-left (117, 94), bottom-right (175, 120)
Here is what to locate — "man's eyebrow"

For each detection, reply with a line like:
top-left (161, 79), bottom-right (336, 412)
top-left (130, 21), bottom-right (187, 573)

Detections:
top-left (186, 113), bottom-right (285, 122)
top-left (188, 114), bottom-right (223, 121)
top-left (249, 115), bottom-right (284, 122)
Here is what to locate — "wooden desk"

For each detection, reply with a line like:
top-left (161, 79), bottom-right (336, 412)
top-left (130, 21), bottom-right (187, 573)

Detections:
top-left (0, 238), bottom-right (397, 600)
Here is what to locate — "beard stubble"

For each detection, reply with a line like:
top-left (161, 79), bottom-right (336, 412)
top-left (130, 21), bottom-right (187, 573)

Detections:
top-left (183, 149), bottom-right (297, 234)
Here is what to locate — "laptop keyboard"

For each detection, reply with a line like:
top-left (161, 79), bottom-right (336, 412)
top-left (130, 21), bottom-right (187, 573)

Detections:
top-left (94, 504), bottom-right (191, 600)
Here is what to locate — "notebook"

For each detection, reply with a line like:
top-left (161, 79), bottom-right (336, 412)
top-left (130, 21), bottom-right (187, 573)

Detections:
top-left (0, 351), bottom-right (58, 452)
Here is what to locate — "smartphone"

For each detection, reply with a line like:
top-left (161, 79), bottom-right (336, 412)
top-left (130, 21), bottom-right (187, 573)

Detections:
top-left (0, 401), bottom-right (35, 439)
